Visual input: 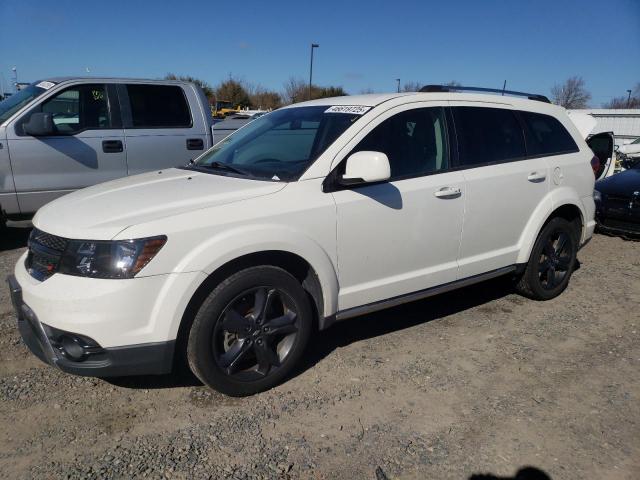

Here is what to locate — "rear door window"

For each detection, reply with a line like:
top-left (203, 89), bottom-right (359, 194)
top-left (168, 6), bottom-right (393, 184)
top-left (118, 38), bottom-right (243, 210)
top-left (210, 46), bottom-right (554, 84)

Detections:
top-left (520, 111), bottom-right (579, 156)
top-left (126, 84), bottom-right (191, 128)
top-left (452, 107), bottom-right (526, 166)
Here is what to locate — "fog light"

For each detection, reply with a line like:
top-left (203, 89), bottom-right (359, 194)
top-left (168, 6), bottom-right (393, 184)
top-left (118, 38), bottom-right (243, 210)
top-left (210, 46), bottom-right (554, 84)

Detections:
top-left (60, 335), bottom-right (85, 361)
top-left (42, 323), bottom-right (104, 362)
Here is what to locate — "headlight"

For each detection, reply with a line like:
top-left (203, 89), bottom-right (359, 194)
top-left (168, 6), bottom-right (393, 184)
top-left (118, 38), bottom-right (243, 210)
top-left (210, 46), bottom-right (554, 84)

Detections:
top-left (593, 189), bottom-right (602, 203)
top-left (58, 236), bottom-right (167, 279)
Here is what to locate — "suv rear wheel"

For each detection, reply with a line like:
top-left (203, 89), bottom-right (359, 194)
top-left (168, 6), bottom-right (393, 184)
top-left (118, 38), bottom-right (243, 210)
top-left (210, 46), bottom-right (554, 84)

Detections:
top-left (187, 266), bottom-right (312, 396)
top-left (516, 217), bottom-right (578, 300)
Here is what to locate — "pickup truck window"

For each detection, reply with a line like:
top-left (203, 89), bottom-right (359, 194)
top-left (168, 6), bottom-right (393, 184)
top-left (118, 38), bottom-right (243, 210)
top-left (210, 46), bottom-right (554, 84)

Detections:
top-left (126, 84), bottom-right (191, 128)
top-left (0, 84), bottom-right (47, 124)
top-left (39, 84), bottom-right (111, 134)
top-left (193, 106), bottom-right (361, 181)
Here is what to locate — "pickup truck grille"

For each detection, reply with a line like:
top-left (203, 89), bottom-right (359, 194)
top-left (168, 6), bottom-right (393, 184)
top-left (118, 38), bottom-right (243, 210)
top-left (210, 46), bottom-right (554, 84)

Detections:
top-left (25, 229), bottom-right (69, 281)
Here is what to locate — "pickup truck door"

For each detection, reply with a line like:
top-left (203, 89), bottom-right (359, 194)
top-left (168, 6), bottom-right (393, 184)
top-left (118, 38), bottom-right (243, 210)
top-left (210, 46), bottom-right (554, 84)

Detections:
top-left (119, 83), bottom-right (212, 175)
top-left (6, 83), bottom-right (127, 214)
top-left (0, 126), bottom-right (20, 217)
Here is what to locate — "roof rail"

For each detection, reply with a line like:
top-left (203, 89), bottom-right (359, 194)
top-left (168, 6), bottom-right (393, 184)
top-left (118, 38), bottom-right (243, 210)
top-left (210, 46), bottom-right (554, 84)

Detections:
top-left (419, 85), bottom-right (551, 103)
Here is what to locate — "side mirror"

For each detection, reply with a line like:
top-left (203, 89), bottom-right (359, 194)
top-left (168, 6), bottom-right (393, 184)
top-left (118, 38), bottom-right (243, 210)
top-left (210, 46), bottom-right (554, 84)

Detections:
top-left (341, 151), bottom-right (391, 185)
top-left (23, 112), bottom-right (55, 136)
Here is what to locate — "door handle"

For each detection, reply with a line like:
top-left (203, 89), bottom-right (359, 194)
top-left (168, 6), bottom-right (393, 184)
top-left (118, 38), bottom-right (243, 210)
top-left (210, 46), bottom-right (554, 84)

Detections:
top-left (434, 186), bottom-right (462, 198)
top-left (102, 140), bottom-right (123, 153)
top-left (186, 138), bottom-right (204, 150)
top-left (527, 171), bottom-right (546, 182)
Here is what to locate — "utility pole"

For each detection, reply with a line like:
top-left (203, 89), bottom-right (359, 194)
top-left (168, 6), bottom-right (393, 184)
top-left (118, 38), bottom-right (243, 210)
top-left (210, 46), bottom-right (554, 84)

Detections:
top-left (627, 89), bottom-right (632, 108)
top-left (309, 43), bottom-right (319, 101)
top-left (396, 78), bottom-right (400, 93)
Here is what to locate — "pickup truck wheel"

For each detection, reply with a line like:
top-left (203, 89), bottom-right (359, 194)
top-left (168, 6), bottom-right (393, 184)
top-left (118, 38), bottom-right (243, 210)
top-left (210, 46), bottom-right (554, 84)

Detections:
top-left (516, 217), bottom-right (578, 300)
top-left (187, 266), bottom-right (312, 396)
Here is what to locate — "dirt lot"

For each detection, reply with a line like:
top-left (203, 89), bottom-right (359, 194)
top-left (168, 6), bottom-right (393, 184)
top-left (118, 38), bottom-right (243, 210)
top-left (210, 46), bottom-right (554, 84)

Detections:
top-left (0, 224), bottom-right (638, 480)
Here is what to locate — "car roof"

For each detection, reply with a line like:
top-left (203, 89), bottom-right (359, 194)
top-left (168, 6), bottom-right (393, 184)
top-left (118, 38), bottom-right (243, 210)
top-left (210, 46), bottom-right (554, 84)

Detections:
top-left (287, 91), bottom-right (564, 112)
top-left (37, 77), bottom-right (192, 85)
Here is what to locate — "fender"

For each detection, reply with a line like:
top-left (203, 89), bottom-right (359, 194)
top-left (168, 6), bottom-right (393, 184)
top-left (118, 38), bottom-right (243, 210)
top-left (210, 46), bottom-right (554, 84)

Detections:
top-left (516, 186), bottom-right (586, 264)
top-left (172, 223), bottom-right (339, 319)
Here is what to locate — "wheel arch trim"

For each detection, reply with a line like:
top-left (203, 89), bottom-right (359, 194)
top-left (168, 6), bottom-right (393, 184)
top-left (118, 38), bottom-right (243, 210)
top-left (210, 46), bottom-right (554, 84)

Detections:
top-left (516, 188), bottom-right (586, 264)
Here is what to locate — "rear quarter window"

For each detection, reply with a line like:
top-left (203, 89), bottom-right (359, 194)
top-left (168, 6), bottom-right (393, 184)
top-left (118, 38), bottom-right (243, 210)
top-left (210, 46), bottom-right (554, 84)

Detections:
top-left (126, 84), bottom-right (191, 128)
top-left (452, 107), bottom-right (526, 166)
top-left (520, 111), bottom-right (578, 156)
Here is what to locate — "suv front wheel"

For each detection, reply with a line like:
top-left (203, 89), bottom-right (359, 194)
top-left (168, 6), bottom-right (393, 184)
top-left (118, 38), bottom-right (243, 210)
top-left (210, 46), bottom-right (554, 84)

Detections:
top-left (516, 217), bottom-right (579, 300)
top-left (187, 266), bottom-right (312, 396)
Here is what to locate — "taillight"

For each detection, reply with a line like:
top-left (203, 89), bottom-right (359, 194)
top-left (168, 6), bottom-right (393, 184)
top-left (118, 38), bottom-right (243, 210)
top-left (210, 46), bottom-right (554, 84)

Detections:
top-left (590, 155), bottom-right (600, 178)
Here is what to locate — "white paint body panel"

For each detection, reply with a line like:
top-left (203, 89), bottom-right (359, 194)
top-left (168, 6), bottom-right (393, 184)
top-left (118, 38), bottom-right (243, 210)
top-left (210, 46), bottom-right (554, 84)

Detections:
top-left (16, 91), bottom-right (595, 348)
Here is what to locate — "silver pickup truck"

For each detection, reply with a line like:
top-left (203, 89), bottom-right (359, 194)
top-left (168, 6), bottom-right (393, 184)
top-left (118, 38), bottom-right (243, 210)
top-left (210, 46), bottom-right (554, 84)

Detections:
top-left (0, 77), bottom-right (214, 227)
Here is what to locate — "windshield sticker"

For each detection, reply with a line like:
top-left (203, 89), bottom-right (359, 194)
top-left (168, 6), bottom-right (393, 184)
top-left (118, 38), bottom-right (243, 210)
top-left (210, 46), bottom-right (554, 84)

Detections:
top-left (325, 105), bottom-right (371, 115)
top-left (35, 81), bottom-right (56, 90)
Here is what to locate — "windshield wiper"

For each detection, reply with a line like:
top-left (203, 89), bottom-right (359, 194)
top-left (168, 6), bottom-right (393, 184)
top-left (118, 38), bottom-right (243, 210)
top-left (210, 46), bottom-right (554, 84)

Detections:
top-left (197, 161), bottom-right (250, 176)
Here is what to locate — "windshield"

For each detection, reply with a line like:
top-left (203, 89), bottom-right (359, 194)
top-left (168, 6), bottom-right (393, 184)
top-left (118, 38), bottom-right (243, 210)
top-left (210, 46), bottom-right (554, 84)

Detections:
top-left (193, 106), bottom-right (363, 181)
top-left (0, 84), bottom-right (48, 124)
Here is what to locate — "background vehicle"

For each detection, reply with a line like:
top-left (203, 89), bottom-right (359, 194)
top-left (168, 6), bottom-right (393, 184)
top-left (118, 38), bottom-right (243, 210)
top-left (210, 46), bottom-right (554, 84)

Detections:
top-left (594, 161), bottom-right (640, 237)
top-left (618, 137), bottom-right (640, 159)
top-left (213, 100), bottom-right (241, 119)
top-left (10, 86), bottom-right (596, 396)
top-left (0, 77), bottom-right (214, 227)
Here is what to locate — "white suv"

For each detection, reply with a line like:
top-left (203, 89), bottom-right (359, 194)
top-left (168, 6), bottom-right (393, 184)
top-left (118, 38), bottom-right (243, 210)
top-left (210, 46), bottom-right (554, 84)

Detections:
top-left (9, 86), bottom-right (596, 396)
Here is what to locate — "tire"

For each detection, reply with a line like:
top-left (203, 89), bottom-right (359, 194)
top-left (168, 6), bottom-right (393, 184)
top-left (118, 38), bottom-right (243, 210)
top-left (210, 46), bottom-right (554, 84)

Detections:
top-left (515, 217), bottom-right (578, 300)
top-left (187, 266), bottom-right (312, 396)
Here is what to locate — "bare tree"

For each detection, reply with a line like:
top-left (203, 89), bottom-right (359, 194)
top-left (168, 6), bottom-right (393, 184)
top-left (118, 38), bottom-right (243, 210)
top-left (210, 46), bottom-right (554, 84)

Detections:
top-left (602, 82), bottom-right (640, 108)
top-left (282, 77), bottom-right (348, 104)
top-left (282, 77), bottom-right (307, 104)
top-left (401, 81), bottom-right (422, 92)
top-left (215, 75), bottom-right (251, 107)
top-left (551, 76), bottom-right (591, 108)
top-left (249, 85), bottom-right (282, 110)
top-left (165, 73), bottom-right (214, 100)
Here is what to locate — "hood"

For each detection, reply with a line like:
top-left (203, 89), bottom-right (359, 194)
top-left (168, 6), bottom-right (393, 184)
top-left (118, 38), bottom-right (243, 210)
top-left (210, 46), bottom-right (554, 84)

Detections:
top-left (595, 167), bottom-right (640, 196)
top-left (566, 111), bottom-right (597, 139)
top-left (33, 168), bottom-right (286, 239)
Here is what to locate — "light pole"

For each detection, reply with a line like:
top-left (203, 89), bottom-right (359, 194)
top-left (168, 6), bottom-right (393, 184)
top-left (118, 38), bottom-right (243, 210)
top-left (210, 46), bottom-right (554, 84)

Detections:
top-left (11, 67), bottom-right (18, 93)
top-left (627, 89), bottom-right (632, 108)
top-left (309, 43), bottom-right (319, 101)
top-left (396, 78), bottom-right (400, 93)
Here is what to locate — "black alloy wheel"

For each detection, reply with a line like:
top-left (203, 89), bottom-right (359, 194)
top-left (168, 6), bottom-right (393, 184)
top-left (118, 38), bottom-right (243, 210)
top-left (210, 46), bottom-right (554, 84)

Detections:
top-left (214, 287), bottom-right (299, 380)
top-left (187, 266), bottom-right (312, 396)
top-left (537, 230), bottom-right (573, 290)
top-left (516, 217), bottom-right (578, 300)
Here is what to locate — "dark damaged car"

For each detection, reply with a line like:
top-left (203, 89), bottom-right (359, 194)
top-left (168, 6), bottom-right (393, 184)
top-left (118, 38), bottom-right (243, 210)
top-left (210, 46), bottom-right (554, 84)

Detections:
top-left (594, 164), bottom-right (640, 238)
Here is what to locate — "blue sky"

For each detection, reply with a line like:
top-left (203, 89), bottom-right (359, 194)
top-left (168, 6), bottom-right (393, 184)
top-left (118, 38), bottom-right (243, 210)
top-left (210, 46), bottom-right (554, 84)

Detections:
top-left (1, 0), bottom-right (639, 106)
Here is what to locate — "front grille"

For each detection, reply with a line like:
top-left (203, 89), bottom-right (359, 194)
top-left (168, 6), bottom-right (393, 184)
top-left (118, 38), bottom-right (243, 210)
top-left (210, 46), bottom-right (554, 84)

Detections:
top-left (30, 229), bottom-right (68, 251)
top-left (25, 229), bottom-right (69, 281)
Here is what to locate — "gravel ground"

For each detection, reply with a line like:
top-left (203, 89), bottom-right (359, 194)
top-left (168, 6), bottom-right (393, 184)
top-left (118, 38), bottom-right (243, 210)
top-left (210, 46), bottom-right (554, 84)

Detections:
top-left (0, 224), bottom-right (638, 479)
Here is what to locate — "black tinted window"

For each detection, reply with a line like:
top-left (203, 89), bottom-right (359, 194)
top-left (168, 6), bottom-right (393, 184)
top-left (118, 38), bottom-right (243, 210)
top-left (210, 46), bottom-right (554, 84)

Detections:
top-left (127, 85), bottom-right (191, 128)
top-left (452, 107), bottom-right (526, 166)
top-left (39, 84), bottom-right (110, 134)
top-left (352, 107), bottom-right (449, 179)
top-left (521, 111), bottom-right (578, 156)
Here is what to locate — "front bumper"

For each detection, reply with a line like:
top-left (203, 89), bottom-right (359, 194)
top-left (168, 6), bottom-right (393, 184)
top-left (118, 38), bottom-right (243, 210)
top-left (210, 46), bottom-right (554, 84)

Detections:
top-left (596, 217), bottom-right (640, 237)
top-left (8, 274), bottom-right (176, 377)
